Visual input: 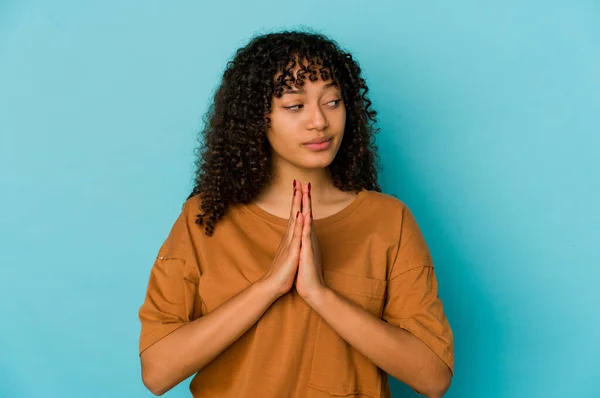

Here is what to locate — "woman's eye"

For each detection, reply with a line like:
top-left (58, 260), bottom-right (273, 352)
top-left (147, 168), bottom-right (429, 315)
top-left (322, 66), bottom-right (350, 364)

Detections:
top-left (284, 99), bottom-right (341, 112)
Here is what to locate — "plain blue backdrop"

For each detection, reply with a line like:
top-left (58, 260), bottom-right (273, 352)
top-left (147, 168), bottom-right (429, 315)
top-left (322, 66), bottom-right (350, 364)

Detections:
top-left (1, 1), bottom-right (599, 397)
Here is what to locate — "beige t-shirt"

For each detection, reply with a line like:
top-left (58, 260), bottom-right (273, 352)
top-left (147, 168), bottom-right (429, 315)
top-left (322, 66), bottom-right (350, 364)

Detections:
top-left (138, 189), bottom-right (453, 397)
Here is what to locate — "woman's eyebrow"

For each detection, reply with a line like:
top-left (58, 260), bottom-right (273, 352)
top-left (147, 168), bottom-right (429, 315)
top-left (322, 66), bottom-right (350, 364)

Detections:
top-left (282, 82), bottom-right (338, 95)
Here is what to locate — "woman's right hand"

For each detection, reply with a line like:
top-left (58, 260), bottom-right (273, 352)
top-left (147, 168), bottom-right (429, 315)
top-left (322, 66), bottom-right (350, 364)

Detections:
top-left (261, 179), bottom-right (304, 298)
top-left (141, 180), bottom-right (305, 394)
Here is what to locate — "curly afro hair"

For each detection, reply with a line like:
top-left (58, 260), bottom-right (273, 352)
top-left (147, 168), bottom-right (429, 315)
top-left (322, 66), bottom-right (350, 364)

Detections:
top-left (188, 30), bottom-right (382, 236)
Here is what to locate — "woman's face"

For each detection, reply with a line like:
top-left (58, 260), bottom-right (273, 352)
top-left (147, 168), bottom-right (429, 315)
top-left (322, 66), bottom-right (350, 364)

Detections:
top-left (266, 77), bottom-right (346, 171)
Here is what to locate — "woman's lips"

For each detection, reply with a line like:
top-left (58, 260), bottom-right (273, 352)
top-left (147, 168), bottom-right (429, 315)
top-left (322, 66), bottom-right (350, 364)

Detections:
top-left (303, 138), bottom-right (332, 151)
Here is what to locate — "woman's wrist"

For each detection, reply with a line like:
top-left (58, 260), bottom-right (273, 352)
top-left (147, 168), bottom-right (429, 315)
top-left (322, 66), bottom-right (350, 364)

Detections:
top-left (254, 275), bottom-right (288, 302)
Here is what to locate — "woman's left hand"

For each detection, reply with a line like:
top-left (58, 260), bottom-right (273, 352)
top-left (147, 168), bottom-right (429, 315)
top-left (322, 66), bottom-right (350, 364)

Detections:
top-left (295, 182), bottom-right (327, 303)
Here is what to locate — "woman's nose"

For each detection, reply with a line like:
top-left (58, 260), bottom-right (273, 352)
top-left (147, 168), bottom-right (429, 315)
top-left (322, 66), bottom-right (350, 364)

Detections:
top-left (306, 104), bottom-right (328, 131)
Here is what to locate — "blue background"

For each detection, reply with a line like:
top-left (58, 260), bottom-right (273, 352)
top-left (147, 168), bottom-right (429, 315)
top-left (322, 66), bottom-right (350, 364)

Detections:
top-left (1, 1), bottom-right (599, 397)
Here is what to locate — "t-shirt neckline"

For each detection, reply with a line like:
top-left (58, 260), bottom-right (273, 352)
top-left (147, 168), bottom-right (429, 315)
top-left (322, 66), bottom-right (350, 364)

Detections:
top-left (242, 188), bottom-right (368, 228)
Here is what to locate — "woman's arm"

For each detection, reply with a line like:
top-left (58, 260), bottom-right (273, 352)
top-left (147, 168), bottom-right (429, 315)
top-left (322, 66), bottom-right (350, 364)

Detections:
top-left (141, 182), bottom-right (305, 395)
top-left (304, 287), bottom-right (452, 398)
top-left (295, 188), bottom-right (453, 397)
top-left (140, 278), bottom-right (280, 395)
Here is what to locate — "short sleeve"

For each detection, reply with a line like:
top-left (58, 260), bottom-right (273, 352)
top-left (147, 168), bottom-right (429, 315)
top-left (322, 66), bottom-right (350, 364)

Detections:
top-left (382, 205), bottom-right (454, 373)
top-left (138, 204), bottom-right (202, 355)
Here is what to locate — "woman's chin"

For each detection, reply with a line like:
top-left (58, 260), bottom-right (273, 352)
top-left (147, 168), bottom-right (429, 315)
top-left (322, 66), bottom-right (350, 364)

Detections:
top-left (298, 156), bottom-right (335, 170)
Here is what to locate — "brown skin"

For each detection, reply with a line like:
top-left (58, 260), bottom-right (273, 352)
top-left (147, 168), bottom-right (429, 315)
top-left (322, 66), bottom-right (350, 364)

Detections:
top-left (140, 76), bottom-right (451, 397)
top-left (254, 76), bottom-right (358, 218)
top-left (292, 183), bottom-right (451, 398)
top-left (140, 183), bottom-right (304, 395)
top-left (254, 76), bottom-right (452, 396)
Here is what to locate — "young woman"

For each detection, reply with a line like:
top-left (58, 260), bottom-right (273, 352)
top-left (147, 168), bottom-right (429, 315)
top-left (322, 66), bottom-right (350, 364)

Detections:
top-left (138, 30), bottom-right (454, 398)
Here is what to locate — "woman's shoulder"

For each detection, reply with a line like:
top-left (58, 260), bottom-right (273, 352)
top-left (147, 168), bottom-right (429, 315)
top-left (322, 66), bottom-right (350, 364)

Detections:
top-left (362, 189), bottom-right (408, 215)
top-left (182, 193), bottom-right (204, 215)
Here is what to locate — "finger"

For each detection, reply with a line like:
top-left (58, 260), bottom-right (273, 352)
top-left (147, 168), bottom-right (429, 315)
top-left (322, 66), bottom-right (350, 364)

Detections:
top-left (285, 181), bottom-right (297, 237)
top-left (291, 211), bottom-right (304, 254)
top-left (308, 181), bottom-right (313, 215)
top-left (302, 183), bottom-right (310, 218)
top-left (288, 179), bottom-right (298, 219)
top-left (299, 182), bottom-right (304, 214)
top-left (287, 181), bottom-right (303, 243)
top-left (302, 211), bottom-right (312, 254)
top-left (303, 210), bottom-right (312, 240)
top-left (296, 180), bottom-right (304, 214)
top-left (302, 183), bottom-right (316, 248)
